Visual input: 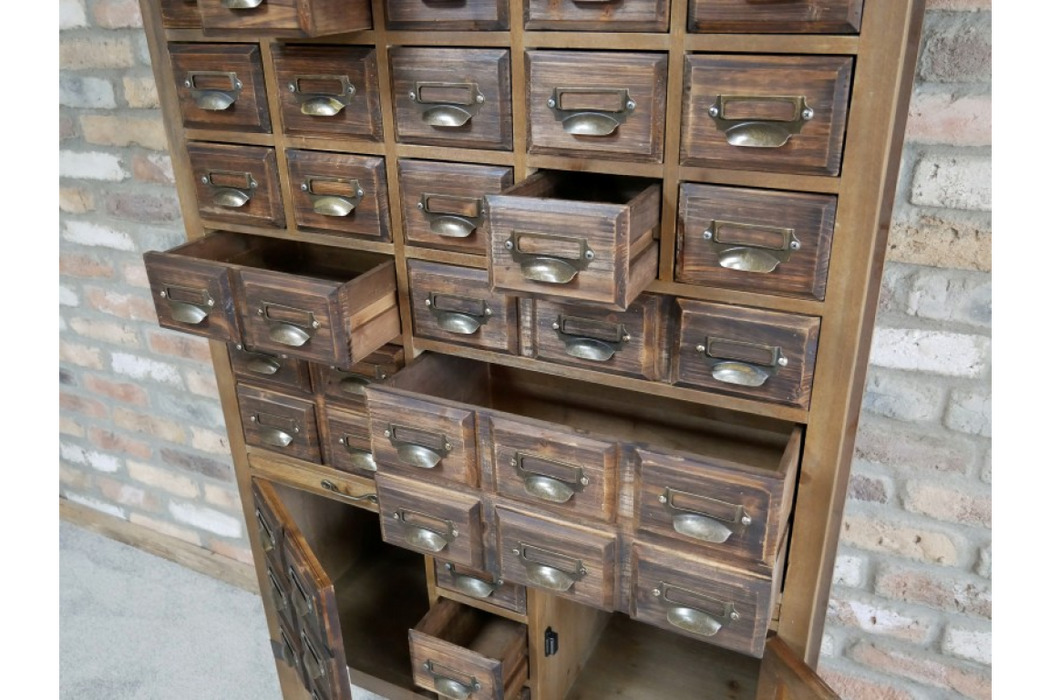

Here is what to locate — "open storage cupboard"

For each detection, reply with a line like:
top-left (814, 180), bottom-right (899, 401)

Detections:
top-left (138, 0), bottom-right (926, 697)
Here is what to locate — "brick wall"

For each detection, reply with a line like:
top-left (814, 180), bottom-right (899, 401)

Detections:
top-left (57, 1), bottom-right (992, 697)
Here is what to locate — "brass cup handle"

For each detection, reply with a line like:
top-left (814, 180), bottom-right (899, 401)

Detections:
top-left (523, 475), bottom-right (576, 504)
top-left (698, 339), bottom-right (787, 388)
top-left (319, 479), bottom-right (378, 504)
top-left (223, 0), bottom-right (264, 8)
top-left (186, 71), bottom-right (242, 111)
top-left (422, 105), bottom-right (473, 128)
top-left (548, 87), bottom-right (635, 137)
top-left (424, 661), bottom-right (480, 700)
top-left (267, 570), bottom-right (287, 610)
top-left (204, 171), bottom-right (256, 208)
top-left (291, 74), bottom-right (357, 117)
top-left (653, 582), bottom-right (740, 638)
top-left (338, 375), bottom-right (371, 395)
top-left (438, 312), bottom-right (482, 335)
top-left (419, 193), bottom-right (482, 238)
top-left (507, 232), bottom-right (594, 284)
top-left (410, 81), bottom-right (484, 128)
top-left (259, 303), bottom-right (319, 348)
top-left (515, 452), bottom-right (588, 504)
top-left (303, 177), bottom-right (363, 217)
top-left (708, 94), bottom-right (814, 148)
top-left (301, 96), bottom-right (348, 117)
top-left (312, 195), bottom-right (357, 217)
top-left (703, 220), bottom-right (801, 274)
top-left (335, 438), bottom-right (378, 473)
top-left (525, 563), bottom-right (577, 592)
top-left (564, 338), bottom-right (617, 362)
top-left (711, 361), bottom-right (770, 387)
top-left (257, 426), bottom-right (294, 448)
top-left (445, 563), bottom-right (498, 599)
top-left (167, 300), bottom-right (210, 325)
top-left (301, 633), bottom-right (325, 682)
top-left (245, 356), bottom-right (281, 375)
top-left (404, 526), bottom-right (449, 553)
top-left (426, 293), bottom-right (491, 336)
top-left (429, 216), bottom-right (476, 238)
top-left (672, 513), bottom-right (734, 544)
top-left (268, 322), bottom-right (313, 348)
top-left (386, 425), bottom-right (452, 469)
top-left (666, 606), bottom-right (726, 637)
top-left (255, 510), bottom-right (276, 552)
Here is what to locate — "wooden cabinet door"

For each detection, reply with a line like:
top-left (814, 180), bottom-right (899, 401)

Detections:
top-left (757, 636), bottom-right (840, 700)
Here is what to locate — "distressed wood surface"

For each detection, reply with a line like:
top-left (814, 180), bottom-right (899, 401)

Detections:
top-left (385, 0), bottom-right (509, 30)
top-left (238, 383), bottom-right (323, 463)
top-left (160, 0), bottom-right (201, 28)
top-left (230, 343), bottom-right (314, 395)
top-left (433, 559), bottom-right (530, 617)
top-left (525, 0), bottom-right (669, 32)
top-left (197, 0), bottom-right (372, 36)
top-left (689, 0), bottom-right (864, 34)
top-left (169, 43), bottom-right (271, 133)
top-left (286, 149), bottom-right (391, 241)
top-left (187, 142), bottom-right (285, 228)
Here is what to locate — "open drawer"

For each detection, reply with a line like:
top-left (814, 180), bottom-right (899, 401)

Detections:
top-left (144, 231), bottom-right (400, 368)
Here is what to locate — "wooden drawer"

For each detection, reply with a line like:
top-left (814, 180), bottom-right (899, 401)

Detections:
top-left (197, 0), bottom-right (372, 37)
top-left (680, 55), bottom-right (853, 176)
top-left (186, 142), bottom-right (284, 228)
top-left (285, 149), bottom-right (390, 241)
top-left (676, 184), bottom-right (837, 301)
top-left (238, 384), bottom-right (322, 462)
top-left (495, 507), bottom-right (617, 610)
top-left (271, 44), bottom-right (383, 140)
top-left (409, 599), bottom-right (528, 700)
top-left (161, 0), bottom-right (201, 28)
top-left (322, 406), bottom-right (378, 477)
top-left (169, 44), bottom-right (269, 133)
top-left (635, 428), bottom-right (801, 568)
top-left (487, 171), bottom-right (660, 311)
top-left (265, 561), bottom-right (299, 635)
top-left (408, 260), bottom-right (519, 354)
top-left (399, 160), bottom-right (514, 255)
top-left (527, 51), bottom-right (667, 163)
top-left (252, 479), bottom-right (289, 574)
top-left (488, 414), bottom-right (618, 523)
top-left (631, 541), bottom-right (782, 658)
top-left (390, 48), bottom-right (512, 151)
top-left (386, 0), bottom-right (509, 30)
top-left (299, 626), bottom-right (342, 700)
top-left (274, 617), bottom-right (302, 678)
top-left (376, 474), bottom-right (486, 569)
top-left (529, 293), bottom-right (666, 380)
top-left (525, 0), bottom-right (668, 31)
top-left (433, 560), bottom-right (529, 616)
top-left (313, 344), bottom-right (405, 410)
top-left (672, 299), bottom-right (820, 408)
top-left (229, 344), bottom-right (313, 395)
top-left (689, 0), bottom-right (863, 33)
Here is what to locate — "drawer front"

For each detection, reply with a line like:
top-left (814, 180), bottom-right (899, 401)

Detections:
top-left (635, 442), bottom-right (798, 567)
top-left (680, 55), bottom-right (854, 176)
top-left (376, 474), bottom-right (486, 569)
top-left (489, 415), bottom-right (618, 523)
top-left (252, 480), bottom-right (288, 573)
top-left (313, 348), bottom-right (403, 409)
top-left (169, 43), bottom-right (270, 133)
top-left (672, 300), bottom-right (820, 408)
top-left (237, 269), bottom-right (343, 366)
top-left (323, 406), bottom-right (378, 477)
top-left (265, 561), bottom-right (299, 635)
top-left (632, 542), bottom-right (776, 658)
top-left (274, 616), bottom-right (302, 678)
top-left (286, 149), bottom-right (390, 240)
top-left (689, 0), bottom-right (863, 33)
top-left (230, 345), bottom-right (313, 394)
top-left (408, 260), bottom-right (519, 354)
top-left (531, 293), bottom-right (665, 380)
top-left (144, 251), bottom-right (239, 342)
top-left (399, 160), bottom-right (514, 255)
top-left (199, 0), bottom-right (300, 30)
top-left (161, 0), bottom-right (201, 28)
top-left (272, 44), bottom-right (383, 140)
top-left (390, 48), bottom-right (512, 151)
top-left (525, 0), bottom-right (669, 31)
top-left (676, 184), bottom-right (837, 301)
top-left (527, 51), bottom-right (667, 162)
top-left (496, 507), bottom-right (617, 610)
top-left (238, 385), bottom-right (322, 462)
top-left (368, 390), bottom-right (479, 487)
top-left (187, 142), bottom-right (285, 228)
top-left (300, 627), bottom-right (341, 700)
top-left (433, 560), bottom-right (528, 615)
top-left (386, 0), bottom-right (509, 30)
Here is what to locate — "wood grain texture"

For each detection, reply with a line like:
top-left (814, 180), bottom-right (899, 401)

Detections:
top-left (530, 293), bottom-right (667, 381)
top-left (286, 149), bottom-right (391, 241)
top-left (390, 47), bottom-right (513, 150)
top-left (689, 0), bottom-right (864, 34)
top-left (322, 405), bottom-right (378, 478)
top-left (160, 0), bottom-right (201, 28)
top-left (169, 43), bottom-right (270, 132)
top-left (398, 159), bottom-right (514, 255)
top-left (680, 54), bottom-right (854, 176)
top-left (433, 559), bottom-right (530, 616)
top-left (238, 383), bottom-right (323, 463)
top-left (408, 260), bottom-right (519, 354)
top-left (672, 299), bottom-right (821, 409)
top-left (198, 0), bottom-right (373, 36)
top-left (248, 450), bottom-right (380, 513)
top-left (677, 183), bottom-right (837, 301)
top-left (496, 506), bottom-right (618, 611)
top-left (526, 51), bottom-right (667, 162)
top-left (230, 343), bottom-right (314, 394)
top-left (144, 248), bottom-right (242, 343)
top-left (756, 636), bottom-right (839, 700)
top-left (187, 142), bottom-right (285, 228)
top-left (386, 0), bottom-right (509, 30)
top-left (376, 473), bottom-right (487, 570)
top-left (525, 0), bottom-right (669, 32)
top-left (312, 344), bottom-right (405, 410)
top-left (271, 45), bottom-right (384, 141)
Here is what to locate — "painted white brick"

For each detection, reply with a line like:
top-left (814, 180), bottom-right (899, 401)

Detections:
top-left (60, 0), bottom-right (87, 29)
top-left (60, 442), bottom-right (121, 473)
top-left (60, 285), bottom-right (80, 307)
top-left (111, 352), bottom-right (184, 387)
top-left (60, 151), bottom-right (127, 181)
top-left (169, 501), bottom-right (243, 538)
top-left (943, 625), bottom-right (991, 665)
top-left (821, 634), bottom-right (836, 658)
top-left (833, 553), bottom-right (867, 588)
top-left (975, 544), bottom-right (991, 578)
top-left (63, 221), bottom-right (135, 251)
top-left (944, 389), bottom-right (991, 437)
top-left (869, 328), bottom-right (989, 378)
top-left (863, 370), bottom-right (944, 422)
top-left (911, 153), bottom-right (991, 211)
top-left (65, 492), bottom-right (126, 520)
top-left (906, 269), bottom-right (991, 328)
top-left (59, 75), bottom-right (117, 109)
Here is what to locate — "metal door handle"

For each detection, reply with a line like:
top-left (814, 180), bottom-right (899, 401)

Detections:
top-left (653, 582), bottom-right (740, 637)
top-left (702, 220), bottom-right (801, 274)
top-left (290, 74), bottom-right (356, 117)
top-left (396, 508), bottom-right (457, 553)
top-left (335, 438), bottom-right (378, 472)
top-left (319, 479), bottom-right (378, 504)
top-left (548, 87), bottom-right (636, 137)
top-left (303, 177), bottom-right (363, 217)
top-left (444, 563), bottom-right (499, 599)
top-left (425, 292), bottom-right (491, 335)
top-left (160, 284), bottom-right (215, 325)
top-left (386, 425), bottom-right (451, 469)
top-left (203, 170), bottom-right (256, 208)
top-left (708, 94), bottom-right (814, 148)
top-left (185, 71), bottom-right (242, 111)
top-left (410, 81), bottom-right (485, 128)
top-left (245, 356), bottom-right (281, 375)
top-left (516, 542), bottom-right (586, 592)
top-left (259, 303), bottom-right (319, 348)
top-left (514, 452), bottom-right (589, 504)
top-left (697, 337), bottom-right (788, 387)
top-left (419, 193), bottom-right (483, 239)
top-left (554, 314), bottom-right (630, 362)
top-left (506, 231), bottom-right (594, 284)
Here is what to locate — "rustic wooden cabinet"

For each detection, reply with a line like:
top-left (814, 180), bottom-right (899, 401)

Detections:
top-left (138, 0), bottom-right (925, 697)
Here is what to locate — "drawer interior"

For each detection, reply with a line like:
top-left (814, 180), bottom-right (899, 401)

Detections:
top-left (384, 354), bottom-right (795, 476)
top-left (501, 171), bottom-right (652, 206)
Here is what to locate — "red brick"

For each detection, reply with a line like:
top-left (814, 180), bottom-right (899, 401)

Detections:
top-left (93, 0), bottom-right (143, 27)
top-left (60, 340), bottom-right (105, 369)
top-left (905, 92), bottom-right (991, 147)
top-left (88, 428), bottom-right (153, 460)
top-left (820, 668), bottom-right (919, 700)
top-left (60, 113), bottom-right (77, 140)
top-left (60, 187), bottom-right (96, 214)
top-left (60, 392), bottom-right (109, 420)
top-left (60, 253), bottom-right (115, 279)
top-left (68, 317), bottom-right (140, 347)
top-left (80, 114), bottom-right (167, 151)
top-left (147, 330), bottom-right (212, 362)
top-left (160, 448), bottom-right (233, 482)
top-left (82, 374), bottom-right (150, 406)
top-left (131, 153), bottom-right (175, 184)
top-left (854, 420), bottom-right (974, 475)
top-left (848, 642), bottom-right (990, 699)
top-left (841, 516), bottom-right (958, 566)
top-left (97, 476), bottom-right (160, 512)
top-left (122, 260), bottom-right (151, 288)
top-left (113, 406), bottom-right (187, 443)
top-left (85, 287), bottom-right (157, 322)
top-left (105, 192), bottom-right (180, 223)
top-left (60, 415), bottom-right (88, 437)
top-left (874, 565), bottom-right (991, 618)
